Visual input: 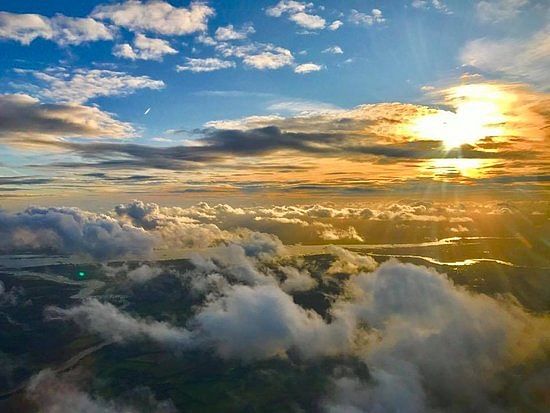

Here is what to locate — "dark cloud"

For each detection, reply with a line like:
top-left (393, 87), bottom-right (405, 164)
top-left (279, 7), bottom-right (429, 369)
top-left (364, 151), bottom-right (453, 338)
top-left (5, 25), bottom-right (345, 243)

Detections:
top-left (0, 94), bottom-right (133, 146)
top-left (38, 125), bottom-right (533, 173)
top-left (0, 176), bottom-right (54, 186)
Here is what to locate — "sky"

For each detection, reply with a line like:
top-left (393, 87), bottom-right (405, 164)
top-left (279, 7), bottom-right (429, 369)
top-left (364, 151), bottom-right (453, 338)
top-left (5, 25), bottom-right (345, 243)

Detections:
top-left (0, 0), bottom-right (548, 207)
top-left (0, 3), bottom-right (549, 411)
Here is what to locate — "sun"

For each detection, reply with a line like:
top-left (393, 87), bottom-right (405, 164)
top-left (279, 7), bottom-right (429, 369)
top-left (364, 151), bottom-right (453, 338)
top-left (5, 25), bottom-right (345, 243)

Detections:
top-left (409, 84), bottom-right (510, 149)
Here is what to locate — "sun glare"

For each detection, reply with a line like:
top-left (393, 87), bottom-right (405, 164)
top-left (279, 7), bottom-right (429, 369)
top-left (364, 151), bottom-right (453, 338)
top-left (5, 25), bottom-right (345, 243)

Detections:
top-left (410, 84), bottom-right (511, 149)
top-left (427, 158), bottom-right (493, 179)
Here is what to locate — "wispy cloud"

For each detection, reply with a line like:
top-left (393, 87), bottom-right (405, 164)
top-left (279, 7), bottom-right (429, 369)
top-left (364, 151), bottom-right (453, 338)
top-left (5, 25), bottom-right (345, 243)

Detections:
top-left (16, 67), bottom-right (165, 103)
top-left (411, 0), bottom-right (451, 14)
top-left (475, 0), bottom-right (529, 22)
top-left (461, 25), bottom-right (550, 89)
top-left (349, 9), bottom-right (386, 26)
top-left (176, 57), bottom-right (236, 73)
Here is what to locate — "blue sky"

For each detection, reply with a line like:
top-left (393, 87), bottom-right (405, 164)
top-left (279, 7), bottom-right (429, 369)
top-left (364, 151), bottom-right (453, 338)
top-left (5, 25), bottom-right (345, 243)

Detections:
top-left (0, 0), bottom-right (545, 139)
top-left (0, 0), bottom-right (548, 204)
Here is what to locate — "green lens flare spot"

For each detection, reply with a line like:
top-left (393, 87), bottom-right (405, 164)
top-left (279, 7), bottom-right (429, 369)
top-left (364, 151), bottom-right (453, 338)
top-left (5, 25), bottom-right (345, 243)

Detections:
top-left (77, 271), bottom-right (86, 278)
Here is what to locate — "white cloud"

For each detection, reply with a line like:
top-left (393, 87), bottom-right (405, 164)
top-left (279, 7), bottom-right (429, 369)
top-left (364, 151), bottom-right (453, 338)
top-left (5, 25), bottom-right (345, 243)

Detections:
top-left (92, 0), bottom-right (214, 35)
top-left (243, 49), bottom-right (294, 69)
top-left (294, 62), bottom-right (323, 74)
top-left (195, 33), bottom-right (218, 46)
top-left (266, 1), bottom-right (326, 30)
top-left (46, 298), bottom-right (191, 345)
top-left (318, 225), bottom-right (363, 241)
top-left (0, 205), bottom-right (155, 260)
top-left (461, 25), bottom-right (550, 88)
top-left (176, 57), bottom-right (236, 73)
top-left (126, 264), bottom-right (163, 283)
top-left (325, 259), bottom-right (549, 412)
top-left (266, 0), bottom-right (309, 17)
top-left (23, 68), bottom-right (165, 103)
top-left (113, 33), bottom-right (177, 61)
top-left (327, 20), bottom-right (343, 31)
top-left (195, 284), bottom-right (350, 359)
top-left (0, 12), bottom-right (114, 45)
top-left (49, 15), bottom-right (115, 45)
top-left (475, 0), bottom-right (529, 22)
top-left (0, 12), bottom-right (51, 44)
top-left (349, 9), bottom-right (386, 26)
top-left (216, 42), bottom-right (295, 70)
top-left (325, 246), bottom-right (377, 274)
top-left (214, 24), bottom-right (255, 41)
top-left (322, 46), bottom-right (343, 54)
top-left (289, 12), bottom-right (326, 30)
top-left (1, 199), bottom-right (547, 413)
top-left (267, 99), bottom-right (339, 114)
top-left (279, 266), bottom-right (317, 292)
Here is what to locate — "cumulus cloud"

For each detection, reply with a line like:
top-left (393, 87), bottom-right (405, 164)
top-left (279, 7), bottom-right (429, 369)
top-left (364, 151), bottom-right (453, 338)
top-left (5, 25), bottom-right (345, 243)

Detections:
top-left (0, 12), bottom-right (51, 45)
top-left (43, 231), bottom-right (548, 413)
top-left (176, 57), bottom-right (236, 73)
top-left (279, 265), bottom-right (317, 292)
top-left (266, 1), bottom-right (326, 30)
top-left (322, 46), bottom-right (343, 54)
top-left (195, 284), bottom-right (351, 359)
top-left (0, 206), bottom-right (156, 260)
top-left (243, 47), bottom-right (294, 69)
top-left (20, 67), bottom-right (165, 103)
top-left (450, 224), bottom-right (469, 233)
top-left (318, 226), bottom-right (364, 242)
top-left (349, 9), bottom-right (386, 26)
top-left (214, 24), bottom-right (255, 41)
top-left (0, 12), bottom-right (114, 45)
top-left (0, 93), bottom-right (134, 146)
top-left (0, 200), bottom-right (528, 262)
top-left (126, 264), bottom-right (163, 283)
top-left (113, 200), bottom-right (228, 249)
top-left (294, 63), bottom-right (323, 74)
top-left (113, 33), bottom-right (177, 61)
top-left (289, 12), bottom-right (326, 30)
top-left (326, 260), bottom-right (549, 411)
top-left (325, 246), bottom-right (377, 274)
top-left (327, 20), bottom-right (343, 31)
top-left (475, 0), bottom-right (529, 22)
top-left (461, 26), bottom-right (550, 89)
top-left (48, 15), bottom-right (115, 45)
top-left (92, 0), bottom-right (214, 36)
top-left (215, 42), bottom-right (295, 70)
